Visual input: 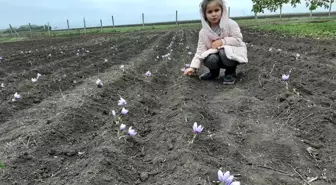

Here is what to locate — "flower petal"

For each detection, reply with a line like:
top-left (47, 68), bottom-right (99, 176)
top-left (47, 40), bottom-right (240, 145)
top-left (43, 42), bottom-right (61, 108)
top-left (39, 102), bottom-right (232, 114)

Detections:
top-left (225, 175), bottom-right (234, 185)
top-left (218, 170), bottom-right (225, 182)
top-left (223, 171), bottom-right (230, 180)
top-left (193, 122), bottom-right (198, 132)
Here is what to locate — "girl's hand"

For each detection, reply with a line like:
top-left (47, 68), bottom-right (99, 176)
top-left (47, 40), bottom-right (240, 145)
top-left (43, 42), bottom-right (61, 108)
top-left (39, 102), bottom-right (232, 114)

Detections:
top-left (184, 68), bottom-right (196, 76)
top-left (211, 40), bottom-right (223, 49)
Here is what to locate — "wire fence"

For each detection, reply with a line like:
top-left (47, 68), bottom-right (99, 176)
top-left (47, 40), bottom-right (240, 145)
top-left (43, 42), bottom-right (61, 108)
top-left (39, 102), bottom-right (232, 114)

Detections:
top-left (0, 7), bottom-right (335, 40)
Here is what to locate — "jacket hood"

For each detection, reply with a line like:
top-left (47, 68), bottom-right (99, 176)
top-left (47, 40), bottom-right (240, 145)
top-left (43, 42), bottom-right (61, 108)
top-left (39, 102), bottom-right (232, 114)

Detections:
top-left (199, 0), bottom-right (229, 31)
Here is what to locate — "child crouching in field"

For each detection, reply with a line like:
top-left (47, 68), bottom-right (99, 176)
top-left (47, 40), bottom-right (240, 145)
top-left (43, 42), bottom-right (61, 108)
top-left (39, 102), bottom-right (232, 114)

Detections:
top-left (184, 0), bottom-right (248, 85)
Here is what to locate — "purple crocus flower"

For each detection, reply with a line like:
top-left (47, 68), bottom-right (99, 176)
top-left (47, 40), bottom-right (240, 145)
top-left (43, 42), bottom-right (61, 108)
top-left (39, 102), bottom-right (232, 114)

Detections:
top-left (121, 107), bottom-right (128, 115)
top-left (120, 124), bottom-right (126, 131)
top-left (282, 74), bottom-right (290, 81)
top-left (225, 175), bottom-right (234, 184)
top-left (218, 170), bottom-right (230, 183)
top-left (118, 97), bottom-right (126, 106)
top-left (0, 56), bottom-right (3, 60)
top-left (192, 122), bottom-right (203, 134)
top-left (185, 64), bottom-right (190, 68)
top-left (145, 71), bottom-right (151, 77)
top-left (127, 127), bottom-right (137, 136)
top-left (218, 170), bottom-right (240, 185)
top-left (96, 79), bottom-right (103, 88)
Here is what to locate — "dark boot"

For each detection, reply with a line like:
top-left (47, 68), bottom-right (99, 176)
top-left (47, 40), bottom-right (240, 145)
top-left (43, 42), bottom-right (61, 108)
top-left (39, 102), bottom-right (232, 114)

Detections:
top-left (223, 66), bottom-right (237, 85)
top-left (199, 69), bottom-right (220, 80)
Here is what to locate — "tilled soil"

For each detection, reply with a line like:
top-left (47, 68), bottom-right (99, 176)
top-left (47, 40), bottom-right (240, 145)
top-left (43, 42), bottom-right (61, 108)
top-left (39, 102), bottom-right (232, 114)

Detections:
top-left (0, 27), bottom-right (335, 185)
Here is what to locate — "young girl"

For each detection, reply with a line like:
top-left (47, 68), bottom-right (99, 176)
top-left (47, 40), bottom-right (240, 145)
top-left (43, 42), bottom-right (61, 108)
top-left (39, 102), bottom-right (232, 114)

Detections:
top-left (184, 0), bottom-right (248, 85)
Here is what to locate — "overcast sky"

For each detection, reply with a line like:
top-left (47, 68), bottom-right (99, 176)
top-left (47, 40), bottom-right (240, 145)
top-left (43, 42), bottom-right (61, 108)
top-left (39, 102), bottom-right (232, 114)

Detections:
top-left (0, 0), bottom-right (335, 29)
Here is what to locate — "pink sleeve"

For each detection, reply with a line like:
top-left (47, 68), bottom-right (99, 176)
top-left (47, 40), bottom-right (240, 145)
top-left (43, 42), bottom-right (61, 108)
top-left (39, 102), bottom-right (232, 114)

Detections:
top-left (190, 30), bottom-right (207, 69)
top-left (222, 20), bottom-right (243, 47)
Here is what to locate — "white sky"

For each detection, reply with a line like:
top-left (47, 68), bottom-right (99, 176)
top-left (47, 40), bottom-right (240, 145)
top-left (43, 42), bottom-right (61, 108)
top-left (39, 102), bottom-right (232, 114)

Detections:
top-left (0, 0), bottom-right (335, 29)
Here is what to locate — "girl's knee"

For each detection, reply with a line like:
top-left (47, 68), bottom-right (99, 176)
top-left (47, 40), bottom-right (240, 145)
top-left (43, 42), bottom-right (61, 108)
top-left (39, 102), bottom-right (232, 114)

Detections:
top-left (204, 54), bottom-right (220, 69)
top-left (219, 49), bottom-right (238, 68)
top-left (219, 48), bottom-right (226, 56)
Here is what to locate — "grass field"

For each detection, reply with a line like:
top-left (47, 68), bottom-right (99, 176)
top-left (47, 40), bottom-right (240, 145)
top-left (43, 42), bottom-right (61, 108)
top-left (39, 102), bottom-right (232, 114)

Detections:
top-left (240, 16), bottom-right (336, 39)
top-left (0, 16), bottom-right (335, 43)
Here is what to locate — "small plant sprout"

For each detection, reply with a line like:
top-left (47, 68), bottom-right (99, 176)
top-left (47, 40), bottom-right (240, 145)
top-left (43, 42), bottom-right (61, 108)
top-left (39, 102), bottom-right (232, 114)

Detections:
top-left (190, 122), bottom-right (204, 144)
top-left (31, 78), bottom-right (37, 83)
top-left (12, 92), bottom-right (21, 102)
top-left (145, 71), bottom-right (151, 77)
top-left (112, 110), bottom-right (122, 125)
top-left (37, 73), bottom-right (42, 79)
top-left (121, 107), bottom-right (129, 115)
top-left (282, 74), bottom-right (290, 90)
top-left (218, 170), bottom-right (240, 185)
top-left (96, 79), bottom-right (103, 88)
top-left (118, 97), bottom-right (127, 106)
top-left (0, 161), bottom-right (4, 169)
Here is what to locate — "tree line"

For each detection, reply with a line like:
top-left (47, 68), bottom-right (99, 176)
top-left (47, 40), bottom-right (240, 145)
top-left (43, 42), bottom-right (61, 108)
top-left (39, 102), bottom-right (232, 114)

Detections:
top-left (252, 0), bottom-right (334, 16)
top-left (2, 25), bottom-right (52, 34)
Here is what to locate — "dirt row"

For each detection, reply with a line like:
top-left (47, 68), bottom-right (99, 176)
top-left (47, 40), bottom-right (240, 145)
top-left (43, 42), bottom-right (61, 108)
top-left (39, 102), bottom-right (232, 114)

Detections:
top-left (0, 27), bottom-right (335, 185)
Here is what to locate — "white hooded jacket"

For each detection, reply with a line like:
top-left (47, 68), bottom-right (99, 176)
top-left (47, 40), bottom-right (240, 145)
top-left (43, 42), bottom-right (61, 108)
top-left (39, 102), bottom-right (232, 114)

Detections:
top-left (190, 0), bottom-right (248, 69)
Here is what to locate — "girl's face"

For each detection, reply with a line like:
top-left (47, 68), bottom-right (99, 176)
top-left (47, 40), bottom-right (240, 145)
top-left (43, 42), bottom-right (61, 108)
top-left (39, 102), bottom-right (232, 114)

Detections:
top-left (205, 2), bottom-right (222, 26)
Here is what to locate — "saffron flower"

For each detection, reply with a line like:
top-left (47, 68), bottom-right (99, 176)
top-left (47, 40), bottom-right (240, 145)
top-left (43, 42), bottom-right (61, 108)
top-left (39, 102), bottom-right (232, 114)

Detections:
top-left (120, 124), bottom-right (126, 131)
top-left (96, 79), bottom-right (103, 88)
top-left (112, 110), bottom-right (116, 117)
top-left (31, 78), bottom-right (37, 83)
top-left (145, 71), bottom-right (151, 77)
top-left (193, 122), bottom-right (204, 134)
top-left (218, 170), bottom-right (240, 185)
top-left (12, 92), bottom-right (21, 101)
top-left (190, 122), bottom-right (204, 144)
top-left (118, 97), bottom-right (126, 106)
top-left (120, 65), bottom-right (125, 71)
top-left (282, 74), bottom-right (290, 81)
top-left (121, 107), bottom-right (128, 115)
top-left (127, 127), bottom-right (137, 136)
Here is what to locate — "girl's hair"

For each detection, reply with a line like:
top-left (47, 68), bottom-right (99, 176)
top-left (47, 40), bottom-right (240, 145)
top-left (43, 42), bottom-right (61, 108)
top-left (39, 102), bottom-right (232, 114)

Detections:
top-left (201, 0), bottom-right (224, 18)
